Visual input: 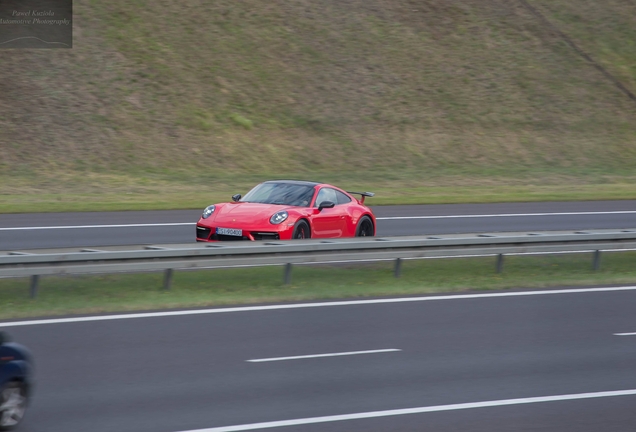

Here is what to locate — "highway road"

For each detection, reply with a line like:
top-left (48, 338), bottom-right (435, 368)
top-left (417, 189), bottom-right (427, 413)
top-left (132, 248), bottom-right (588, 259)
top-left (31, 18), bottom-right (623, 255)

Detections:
top-left (1, 200), bottom-right (636, 250)
top-left (3, 286), bottom-right (636, 431)
top-left (2, 201), bottom-right (636, 430)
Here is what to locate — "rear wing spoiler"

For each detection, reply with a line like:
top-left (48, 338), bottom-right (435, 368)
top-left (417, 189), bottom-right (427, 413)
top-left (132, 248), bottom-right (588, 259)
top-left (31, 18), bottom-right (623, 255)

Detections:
top-left (347, 191), bottom-right (375, 204)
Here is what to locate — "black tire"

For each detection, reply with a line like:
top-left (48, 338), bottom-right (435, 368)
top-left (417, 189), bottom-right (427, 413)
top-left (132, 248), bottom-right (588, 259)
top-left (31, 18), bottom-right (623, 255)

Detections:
top-left (292, 220), bottom-right (310, 239)
top-left (0, 382), bottom-right (28, 431)
top-left (355, 216), bottom-right (374, 237)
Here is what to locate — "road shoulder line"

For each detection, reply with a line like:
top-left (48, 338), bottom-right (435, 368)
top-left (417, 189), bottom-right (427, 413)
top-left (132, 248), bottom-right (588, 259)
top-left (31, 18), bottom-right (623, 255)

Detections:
top-left (1, 285), bottom-right (636, 328)
top-left (174, 389), bottom-right (636, 432)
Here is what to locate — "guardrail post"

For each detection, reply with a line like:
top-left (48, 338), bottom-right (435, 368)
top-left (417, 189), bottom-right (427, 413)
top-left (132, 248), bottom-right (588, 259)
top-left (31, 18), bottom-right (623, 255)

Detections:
top-left (30, 275), bottom-right (39, 299)
top-left (163, 269), bottom-right (173, 290)
top-left (496, 254), bottom-right (504, 273)
top-left (394, 258), bottom-right (402, 278)
top-left (592, 250), bottom-right (601, 271)
top-left (284, 263), bottom-right (292, 285)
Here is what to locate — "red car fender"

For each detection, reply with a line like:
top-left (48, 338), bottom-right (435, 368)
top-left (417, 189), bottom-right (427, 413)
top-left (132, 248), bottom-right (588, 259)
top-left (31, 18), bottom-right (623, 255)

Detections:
top-left (279, 210), bottom-right (313, 238)
top-left (351, 211), bottom-right (374, 235)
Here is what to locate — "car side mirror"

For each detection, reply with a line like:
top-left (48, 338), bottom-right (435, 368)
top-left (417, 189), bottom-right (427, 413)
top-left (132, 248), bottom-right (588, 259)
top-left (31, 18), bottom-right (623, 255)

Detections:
top-left (232, 194), bottom-right (241, 202)
top-left (318, 201), bottom-right (335, 211)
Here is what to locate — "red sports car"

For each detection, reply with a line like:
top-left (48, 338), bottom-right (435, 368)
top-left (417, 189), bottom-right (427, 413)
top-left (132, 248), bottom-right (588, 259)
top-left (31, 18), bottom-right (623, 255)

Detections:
top-left (196, 180), bottom-right (375, 241)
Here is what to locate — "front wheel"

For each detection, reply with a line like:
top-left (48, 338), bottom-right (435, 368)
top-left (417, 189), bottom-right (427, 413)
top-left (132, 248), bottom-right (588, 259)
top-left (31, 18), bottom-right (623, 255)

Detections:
top-left (0, 382), bottom-right (28, 431)
top-left (292, 220), bottom-right (311, 239)
top-left (355, 216), bottom-right (374, 237)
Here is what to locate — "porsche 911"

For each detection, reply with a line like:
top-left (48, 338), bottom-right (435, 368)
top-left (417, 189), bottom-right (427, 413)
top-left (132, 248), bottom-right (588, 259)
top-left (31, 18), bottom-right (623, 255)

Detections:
top-left (195, 180), bottom-right (376, 241)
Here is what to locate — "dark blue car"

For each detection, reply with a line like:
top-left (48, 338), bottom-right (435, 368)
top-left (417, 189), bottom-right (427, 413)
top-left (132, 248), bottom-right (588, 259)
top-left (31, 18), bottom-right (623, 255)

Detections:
top-left (0, 332), bottom-right (32, 430)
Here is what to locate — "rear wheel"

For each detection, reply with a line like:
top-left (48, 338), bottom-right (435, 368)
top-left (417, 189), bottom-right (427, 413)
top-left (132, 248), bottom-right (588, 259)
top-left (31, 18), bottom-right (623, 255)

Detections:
top-left (292, 220), bottom-right (310, 239)
top-left (355, 216), bottom-right (374, 237)
top-left (0, 382), bottom-right (28, 431)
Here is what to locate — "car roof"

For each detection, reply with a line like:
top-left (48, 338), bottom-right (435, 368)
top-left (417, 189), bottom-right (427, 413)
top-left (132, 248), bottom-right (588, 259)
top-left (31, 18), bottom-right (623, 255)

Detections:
top-left (262, 180), bottom-right (323, 187)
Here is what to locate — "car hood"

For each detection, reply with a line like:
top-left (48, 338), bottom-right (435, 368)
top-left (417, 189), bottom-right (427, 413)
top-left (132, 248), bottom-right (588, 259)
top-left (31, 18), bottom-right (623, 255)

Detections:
top-left (210, 202), bottom-right (290, 223)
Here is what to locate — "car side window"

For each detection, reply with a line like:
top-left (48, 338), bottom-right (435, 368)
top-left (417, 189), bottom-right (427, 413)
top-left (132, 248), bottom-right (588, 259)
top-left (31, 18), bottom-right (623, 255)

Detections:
top-left (314, 187), bottom-right (338, 207)
top-left (335, 190), bottom-right (352, 205)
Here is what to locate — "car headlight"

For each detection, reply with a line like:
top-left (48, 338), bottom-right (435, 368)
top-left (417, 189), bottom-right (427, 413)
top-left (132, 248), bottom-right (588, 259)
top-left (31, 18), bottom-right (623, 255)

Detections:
top-left (270, 210), bottom-right (288, 224)
top-left (202, 205), bottom-right (216, 219)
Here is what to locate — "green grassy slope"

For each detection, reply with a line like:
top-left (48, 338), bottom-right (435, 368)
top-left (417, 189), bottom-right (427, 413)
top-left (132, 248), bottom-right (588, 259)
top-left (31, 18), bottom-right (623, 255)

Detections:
top-left (1, 0), bottom-right (635, 211)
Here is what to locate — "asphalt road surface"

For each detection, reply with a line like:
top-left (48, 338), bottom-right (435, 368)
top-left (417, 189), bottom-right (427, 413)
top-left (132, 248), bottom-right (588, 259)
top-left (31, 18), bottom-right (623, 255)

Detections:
top-left (1, 200), bottom-right (636, 250)
top-left (3, 286), bottom-right (636, 432)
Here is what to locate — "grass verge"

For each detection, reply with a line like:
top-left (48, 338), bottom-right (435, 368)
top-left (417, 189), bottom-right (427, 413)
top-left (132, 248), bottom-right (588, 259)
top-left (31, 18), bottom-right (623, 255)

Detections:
top-left (3, 1), bottom-right (636, 214)
top-left (2, 169), bottom-right (636, 213)
top-left (2, 251), bottom-right (636, 320)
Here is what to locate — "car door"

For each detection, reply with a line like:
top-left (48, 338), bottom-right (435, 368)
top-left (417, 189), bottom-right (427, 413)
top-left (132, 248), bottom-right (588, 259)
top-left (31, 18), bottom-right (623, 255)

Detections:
top-left (333, 189), bottom-right (355, 236)
top-left (311, 187), bottom-right (347, 238)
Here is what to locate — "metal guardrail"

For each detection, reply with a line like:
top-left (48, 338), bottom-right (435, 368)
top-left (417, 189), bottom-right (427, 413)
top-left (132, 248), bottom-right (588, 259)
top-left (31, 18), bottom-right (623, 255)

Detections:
top-left (2, 229), bottom-right (636, 298)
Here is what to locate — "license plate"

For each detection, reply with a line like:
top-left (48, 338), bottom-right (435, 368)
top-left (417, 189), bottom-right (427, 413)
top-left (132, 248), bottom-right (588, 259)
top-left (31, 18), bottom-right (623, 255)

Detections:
top-left (216, 227), bottom-right (242, 236)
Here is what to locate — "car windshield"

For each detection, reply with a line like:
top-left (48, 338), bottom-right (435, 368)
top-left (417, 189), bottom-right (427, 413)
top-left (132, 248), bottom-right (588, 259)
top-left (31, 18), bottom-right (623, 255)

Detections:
top-left (241, 183), bottom-right (316, 207)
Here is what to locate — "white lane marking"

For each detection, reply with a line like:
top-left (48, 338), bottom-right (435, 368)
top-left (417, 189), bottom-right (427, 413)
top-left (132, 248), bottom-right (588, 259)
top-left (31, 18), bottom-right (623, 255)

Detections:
top-left (376, 210), bottom-right (636, 221)
top-left (0, 223), bottom-right (194, 231)
top-left (174, 389), bottom-right (636, 432)
top-left (614, 332), bottom-right (636, 336)
top-left (2, 285), bottom-right (636, 328)
top-left (1, 210), bottom-right (635, 230)
top-left (247, 349), bottom-right (401, 363)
